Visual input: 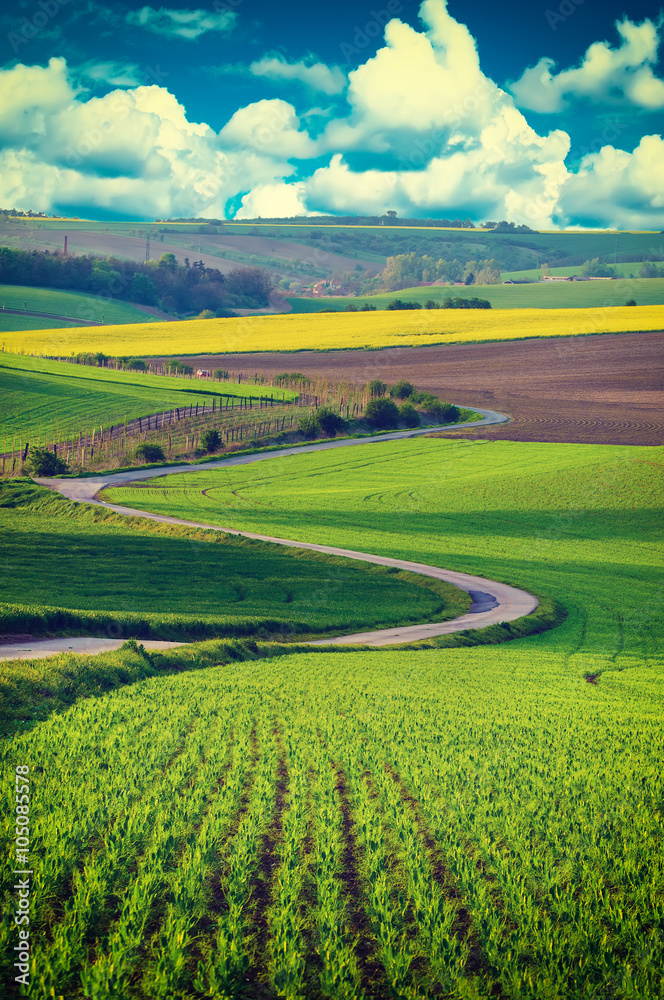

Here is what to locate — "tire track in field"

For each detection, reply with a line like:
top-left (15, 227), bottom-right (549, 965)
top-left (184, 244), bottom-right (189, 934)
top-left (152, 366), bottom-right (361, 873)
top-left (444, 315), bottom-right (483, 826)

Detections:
top-left (30, 409), bottom-right (539, 653)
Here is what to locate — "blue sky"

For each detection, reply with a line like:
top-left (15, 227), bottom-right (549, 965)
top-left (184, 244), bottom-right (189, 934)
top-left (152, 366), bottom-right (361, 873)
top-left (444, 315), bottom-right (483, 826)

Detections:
top-left (1, 0), bottom-right (663, 227)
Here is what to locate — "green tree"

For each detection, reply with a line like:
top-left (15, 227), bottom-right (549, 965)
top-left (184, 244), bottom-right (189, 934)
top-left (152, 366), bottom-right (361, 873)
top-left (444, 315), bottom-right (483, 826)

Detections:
top-left (201, 429), bottom-right (222, 453)
top-left (390, 380), bottom-right (414, 400)
top-left (130, 273), bottom-right (157, 305)
top-left (364, 398), bottom-right (399, 430)
top-left (368, 379), bottom-right (387, 397)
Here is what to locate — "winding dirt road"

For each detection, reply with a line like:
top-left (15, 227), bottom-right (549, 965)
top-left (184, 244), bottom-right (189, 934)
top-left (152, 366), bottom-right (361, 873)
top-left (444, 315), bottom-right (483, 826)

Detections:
top-left (0, 407), bottom-right (540, 660)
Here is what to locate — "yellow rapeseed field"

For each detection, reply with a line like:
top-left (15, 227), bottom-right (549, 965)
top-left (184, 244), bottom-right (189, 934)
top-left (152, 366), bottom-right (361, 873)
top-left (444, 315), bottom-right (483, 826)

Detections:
top-left (5, 305), bottom-right (663, 357)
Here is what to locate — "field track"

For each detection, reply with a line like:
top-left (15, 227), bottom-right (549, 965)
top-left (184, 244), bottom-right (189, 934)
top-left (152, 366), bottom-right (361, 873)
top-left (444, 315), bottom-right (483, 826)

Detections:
top-left (171, 330), bottom-right (664, 446)
top-left (25, 409), bottom-right (538, 658)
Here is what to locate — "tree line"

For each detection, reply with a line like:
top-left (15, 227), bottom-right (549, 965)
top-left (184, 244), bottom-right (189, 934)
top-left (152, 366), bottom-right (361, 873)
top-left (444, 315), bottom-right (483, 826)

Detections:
top-left (0, 247), bottom-right (274, 314)
top-left (380, 252), bottom-right (501, 290)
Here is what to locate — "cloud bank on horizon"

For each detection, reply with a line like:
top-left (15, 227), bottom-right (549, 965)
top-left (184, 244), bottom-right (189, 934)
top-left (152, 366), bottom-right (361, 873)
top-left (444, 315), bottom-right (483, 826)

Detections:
top-left (0, 0), bottom-right (663, 229)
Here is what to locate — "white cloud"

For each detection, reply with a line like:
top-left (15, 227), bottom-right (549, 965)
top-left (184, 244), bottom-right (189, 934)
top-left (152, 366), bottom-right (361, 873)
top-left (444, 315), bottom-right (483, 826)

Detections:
top-left (127, 6), bottom-right (236, 40)
top-left (235, 182), bottom-right (311, 219)
top-left (78, 61), bottom-right (143, 88)
top-left (0, 58), bottom-right (76, 144)
top-left (0, 1), bottom-right (662, 229)
top-left (556, 135), bottom-right (664, 229)
top-left (510, 19), bottom-right (664, 113)
top-left (250, 55), bottom-right (346, 95)
top-left (218, 99), bottom-right (319, 159)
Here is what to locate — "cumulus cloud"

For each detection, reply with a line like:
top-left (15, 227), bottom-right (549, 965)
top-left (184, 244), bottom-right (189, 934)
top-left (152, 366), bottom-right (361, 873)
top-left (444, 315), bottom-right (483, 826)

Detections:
top-left (235, 182), bottom-right (312, 219)
top-left (1, 1), bottom-right (662, 229)
top-left (556, 135), bottom-right (664, 229)
top-left (218, 99), bottom-right (319, 159)
top-left (510, 18), bottom-right (664, 113)
top-left (126, 6), bottom-right (236, 40)
top-left (250, 55), bottom-right (346, 95)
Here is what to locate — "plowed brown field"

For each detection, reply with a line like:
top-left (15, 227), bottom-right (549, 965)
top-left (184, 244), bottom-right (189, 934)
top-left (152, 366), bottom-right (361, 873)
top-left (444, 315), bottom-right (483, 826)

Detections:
top-left (164, 331), bottom-right (664, 446)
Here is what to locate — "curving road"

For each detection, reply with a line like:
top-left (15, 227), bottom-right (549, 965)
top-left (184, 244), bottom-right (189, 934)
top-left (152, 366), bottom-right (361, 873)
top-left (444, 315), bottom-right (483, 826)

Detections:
top-left (6, 406), bottom-right (539, 659)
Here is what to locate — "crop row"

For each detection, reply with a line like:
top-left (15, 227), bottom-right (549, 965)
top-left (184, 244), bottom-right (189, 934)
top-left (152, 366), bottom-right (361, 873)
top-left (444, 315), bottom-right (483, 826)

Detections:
top-left (4, 645), bottom-right (662, 998)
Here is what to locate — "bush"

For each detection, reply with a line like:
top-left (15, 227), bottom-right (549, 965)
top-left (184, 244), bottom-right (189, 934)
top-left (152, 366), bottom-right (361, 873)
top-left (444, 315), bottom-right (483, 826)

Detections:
top-left (197, 309), bottom-right (215, 319)
top-left (316, 407), bottom-right (346, 438)
top-left (298, 414), bottom-right (318, 440)
top-left (127, 358), bottom-right (148, 372)
top-left (364, 398), bottom-right (400, 430)
top-left (299, 408), bottom-right (346, 439)
top-left (423, 399), bottom-right (460, 423)
top-left (386, 299), bottom-right (422, 310)
top-left (135, 443), bottom-right (166, 463)
top-left (24, 447), bottom-right (69, 477)
top-left (213, 368), bottom-right (229, 380)
top-left (368, 379), bottom-right (387, 397)
top-left (201, 429), bottom-right (222, 453)
top-left (625, 299), bottom-right (637, 306)
top-left (390, 380), bottom-right (414, 399)
top-left (398, 403), bottom-right (420, 428)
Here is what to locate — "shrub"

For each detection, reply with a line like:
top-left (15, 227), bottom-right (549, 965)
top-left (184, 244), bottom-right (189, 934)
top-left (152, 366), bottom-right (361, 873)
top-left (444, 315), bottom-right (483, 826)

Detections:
top-left (316, 407), bottom-right (346, 438)
top-left (360, 303), bottom-right (377, 311)
top-left (127, 358), bottom-right (148, 371)
top-left (201, 429), bottom-right (222, 453)
top-left (386, 299), bottom-right (422, 310)
top-left (135, 443), bottom-right (166, 463)
top-left (197, 309), bottom-right (215, 319)
top-left (24, 447), bottom-right (69, 477)
top-left (364, 398), bottom-right (400, 430)
top-left (625, 299), bottom-right (637, 306)
top-left (368, 379), bottom-right (387, 397)
top-left (298, 414), bottom-right (318, 439)
top-left (213, 368), bottom-right (229, 380)
top-left (390, 380), bottom-right (414, 399)
top-left (398, 403), bottom-right (420, 428)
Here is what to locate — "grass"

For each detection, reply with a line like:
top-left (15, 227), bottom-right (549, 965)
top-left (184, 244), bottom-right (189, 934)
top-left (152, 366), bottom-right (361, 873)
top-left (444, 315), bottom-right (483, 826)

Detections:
top-left (0, 284), bottom-right (154, 327)
top-left (287, 276), bottom-right (664, 312)
top-left (0, 478), bottom-right (467, 647)
top-left (0, 352), bottom-right (294, 447)
top-left (1, 435), bottom-right (662, 997)
top-left (103, 436), bottom-right (664, 666)
top-left (2, 304), bottom-right (663, 358)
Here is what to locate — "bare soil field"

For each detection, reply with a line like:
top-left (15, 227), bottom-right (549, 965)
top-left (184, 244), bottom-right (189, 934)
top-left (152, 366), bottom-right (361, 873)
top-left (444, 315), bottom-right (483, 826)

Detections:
top-left (163, 331), bottom-right (664, 446)
top-left (10, 229), bottom-right (243, 274)
top-left (203, 233), bottom-right (381, 274)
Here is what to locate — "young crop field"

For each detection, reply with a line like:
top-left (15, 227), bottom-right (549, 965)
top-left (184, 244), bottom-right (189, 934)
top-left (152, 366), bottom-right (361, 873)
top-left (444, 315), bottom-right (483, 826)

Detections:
top-left (0, 352), bottom-right (294, 449)
top-left (2, 436), bottom-right (662, 998)
top-left (4, 304), bottom-right (663, 358)
top-left (287, 277), bottom-right (664, 313)
top-left (0, 285), bottom-right (154, 329)
top-left (102, 437), bottom-right (664, 667)
top-left (0, 479), bottom-right (466, 642)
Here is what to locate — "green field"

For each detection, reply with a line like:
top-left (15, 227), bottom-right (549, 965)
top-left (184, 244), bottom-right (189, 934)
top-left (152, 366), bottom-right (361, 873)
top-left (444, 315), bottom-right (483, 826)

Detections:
top-left (103, 438), bottom-right (663, 665)
top-left (1, 436), bottom-right (661, 997)
top-left (0, 479), bottom-right (463, 642)
top-left (0, 352), bottom-right (294, 447)
top-left (0, 284), bottom-right (154, 329)
top-left (501, 261), bottom-right (664, 281)
top-left (287, 276), bottom-right (664, 312)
